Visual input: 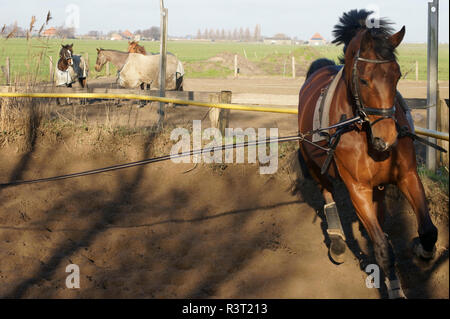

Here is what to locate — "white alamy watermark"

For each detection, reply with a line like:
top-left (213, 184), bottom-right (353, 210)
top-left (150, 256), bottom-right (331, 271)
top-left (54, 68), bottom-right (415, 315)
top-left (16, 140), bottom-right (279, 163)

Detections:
top-left (365, 4), bottom-right (381, 29)
top-left (65, 264), bottom-right (80, 289)
top-left (365, 264), bottom-right (380, 289)
top-left (170, 120), bottom-right (279, 174)
top-left (65, 4), bottom-right (80, 30)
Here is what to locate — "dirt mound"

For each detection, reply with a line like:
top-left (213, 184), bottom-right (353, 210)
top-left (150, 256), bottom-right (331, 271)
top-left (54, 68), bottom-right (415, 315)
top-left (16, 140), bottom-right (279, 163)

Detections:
top-left (207, 52), bottom-right (264, 76)
top-left (185, 53), bottom-right (264, 78)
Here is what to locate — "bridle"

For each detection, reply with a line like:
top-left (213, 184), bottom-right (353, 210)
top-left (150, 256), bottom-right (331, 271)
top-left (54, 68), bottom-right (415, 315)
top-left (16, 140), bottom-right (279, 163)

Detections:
top-left (351, 49), bottom-right (396, 127)
top-left (61, 48), bottom-right (73, 65)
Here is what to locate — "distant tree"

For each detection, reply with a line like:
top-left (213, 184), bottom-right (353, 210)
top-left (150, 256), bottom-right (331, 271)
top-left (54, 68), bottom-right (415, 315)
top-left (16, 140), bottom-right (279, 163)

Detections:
top-left (227, 30), bottom-right (232, 40)
top-left (253, 24), bottom-right (261, 41)
top-left (56, 26), bottom-right (75, 39)
top-left (221, 29), bottom-right (225, 40)
top-left (233, 28), bottom-right (238, 41)
top-left (142, 26), bottom-right (160, 40)
top-left (244, 27), bottom-right (251, 41)
top-left (196, 29), bottom-right (202, 39)
top-left (239, 27), bottom-right (244, 41)
top-left (87, 30), bottom-right (99, 38)
top-left (204, 28), bottom-right (209, 39)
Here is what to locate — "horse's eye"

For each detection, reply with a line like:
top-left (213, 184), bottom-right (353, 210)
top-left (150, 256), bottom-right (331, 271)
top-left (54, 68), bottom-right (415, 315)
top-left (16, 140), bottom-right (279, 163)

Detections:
top-left (359, 78), bottom-right (369, 86)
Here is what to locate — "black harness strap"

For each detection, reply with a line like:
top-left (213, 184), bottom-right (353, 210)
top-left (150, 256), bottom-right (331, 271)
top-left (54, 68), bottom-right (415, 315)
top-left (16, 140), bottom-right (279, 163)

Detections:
top-left (397, 125), bottom-right (447, 153)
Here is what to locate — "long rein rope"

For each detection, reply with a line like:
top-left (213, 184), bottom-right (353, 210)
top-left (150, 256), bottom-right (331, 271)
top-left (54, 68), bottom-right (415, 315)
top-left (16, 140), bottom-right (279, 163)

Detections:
top-left (0, 117), bottom-right (363, 188)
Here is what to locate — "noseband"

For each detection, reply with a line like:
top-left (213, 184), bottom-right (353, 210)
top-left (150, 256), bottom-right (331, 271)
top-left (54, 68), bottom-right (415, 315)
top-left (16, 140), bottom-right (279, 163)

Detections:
top-left (351, 49), bottom-right (396, 127)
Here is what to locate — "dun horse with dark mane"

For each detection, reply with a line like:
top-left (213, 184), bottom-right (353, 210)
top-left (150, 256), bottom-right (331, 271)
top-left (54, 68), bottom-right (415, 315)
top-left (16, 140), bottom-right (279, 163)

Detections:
top-left (298, 9), bottom-right (438, 298)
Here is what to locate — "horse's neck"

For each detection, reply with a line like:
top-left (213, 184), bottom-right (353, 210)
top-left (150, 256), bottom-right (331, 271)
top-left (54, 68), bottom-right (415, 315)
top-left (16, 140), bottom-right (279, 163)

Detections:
top-left (58, 59), bottom-right (69, 71)
top-left (104, 50), bottom-right (128, 68)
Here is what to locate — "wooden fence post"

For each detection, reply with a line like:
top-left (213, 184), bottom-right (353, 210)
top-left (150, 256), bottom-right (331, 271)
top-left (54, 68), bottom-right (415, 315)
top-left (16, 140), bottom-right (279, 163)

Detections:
top-left (5, 57), bottom-right (10, 85)
top-left (158, 2), bottom-right (168, 126)
top-left (415, 61), bottom-right (419, 81)
top-left (209, 90), bottom-right (232, 135)
top-left (234, 54), bottom-right (238, 78)
top-left (292, 56), bottom-right (296, 79)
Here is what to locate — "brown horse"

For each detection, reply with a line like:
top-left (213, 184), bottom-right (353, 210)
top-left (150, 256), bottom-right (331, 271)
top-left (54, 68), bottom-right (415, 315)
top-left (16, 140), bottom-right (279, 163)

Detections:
top-left (57, 44), bottom-right (88, 88)
top-left (128, 41), bottom-right (147, 55)
top-left (298, 9), bottom-right (437, 298)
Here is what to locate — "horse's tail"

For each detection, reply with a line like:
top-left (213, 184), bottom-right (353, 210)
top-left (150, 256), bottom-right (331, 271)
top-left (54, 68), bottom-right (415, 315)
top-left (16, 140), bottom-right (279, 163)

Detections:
top-left (175, 60), bottom-right (184, 91)
top-left (306, 58), bottom-right (336, 79)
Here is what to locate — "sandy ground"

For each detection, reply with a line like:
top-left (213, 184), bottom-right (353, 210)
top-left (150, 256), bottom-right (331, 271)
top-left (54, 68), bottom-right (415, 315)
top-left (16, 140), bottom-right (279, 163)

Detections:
top-left (0, 76), bottom-right (448, 299)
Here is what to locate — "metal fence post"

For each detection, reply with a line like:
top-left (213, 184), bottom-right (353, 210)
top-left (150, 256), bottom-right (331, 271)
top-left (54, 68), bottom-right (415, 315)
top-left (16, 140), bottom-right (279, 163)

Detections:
top-left (426, 0), bottom-right (439, 171)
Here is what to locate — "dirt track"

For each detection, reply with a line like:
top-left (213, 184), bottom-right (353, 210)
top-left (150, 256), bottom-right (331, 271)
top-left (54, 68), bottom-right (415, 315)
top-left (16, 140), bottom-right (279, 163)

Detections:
top-left (0, 76), bottom-right (448, 298)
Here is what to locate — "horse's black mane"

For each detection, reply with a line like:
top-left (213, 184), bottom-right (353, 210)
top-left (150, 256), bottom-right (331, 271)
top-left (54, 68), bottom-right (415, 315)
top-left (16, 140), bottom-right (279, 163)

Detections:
top-left (332, 9), bottom-right (396, 63)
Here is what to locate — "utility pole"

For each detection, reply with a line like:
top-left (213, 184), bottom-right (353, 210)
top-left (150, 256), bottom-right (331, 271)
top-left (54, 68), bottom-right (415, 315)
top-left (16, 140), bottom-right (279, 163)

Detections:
top-left (426, 0), bottom-right (439, 171)
top-left (159, 0), bottom-right (168, 127)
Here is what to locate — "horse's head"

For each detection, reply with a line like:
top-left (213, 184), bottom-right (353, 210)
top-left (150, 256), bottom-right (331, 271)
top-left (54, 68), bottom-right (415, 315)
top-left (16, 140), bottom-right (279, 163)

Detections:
top-left (60, 44), bottom-right (74, 66)
top-left (95, 48), bottom-right (107, 72)
top-left (128, 41), bottom-right (146, 54)
top-left (337, 10), bottom-right (405, 152)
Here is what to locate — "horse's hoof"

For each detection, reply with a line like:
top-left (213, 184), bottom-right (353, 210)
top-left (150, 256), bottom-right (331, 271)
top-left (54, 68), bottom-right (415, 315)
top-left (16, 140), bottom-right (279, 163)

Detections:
top-left (386, 279), bottom-right (407, 299)
top-left (329, 235), bottom-right (346, 264)
top-left (413, 242), bottom-right (436, 260)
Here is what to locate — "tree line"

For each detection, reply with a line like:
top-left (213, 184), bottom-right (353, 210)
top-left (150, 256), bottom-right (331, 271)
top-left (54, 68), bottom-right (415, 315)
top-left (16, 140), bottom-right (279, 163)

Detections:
top-left (196, 25), bottom-right (262, 41)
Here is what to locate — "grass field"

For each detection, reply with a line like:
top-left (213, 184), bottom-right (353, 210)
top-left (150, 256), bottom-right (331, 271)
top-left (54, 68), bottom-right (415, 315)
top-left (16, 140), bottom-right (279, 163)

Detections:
top-left (0, 37), bottom-right (448, 82)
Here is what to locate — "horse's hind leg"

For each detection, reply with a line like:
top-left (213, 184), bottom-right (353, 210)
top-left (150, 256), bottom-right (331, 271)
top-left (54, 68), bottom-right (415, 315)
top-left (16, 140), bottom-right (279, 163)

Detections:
top-left (397, 170), bottom-right (438, 259)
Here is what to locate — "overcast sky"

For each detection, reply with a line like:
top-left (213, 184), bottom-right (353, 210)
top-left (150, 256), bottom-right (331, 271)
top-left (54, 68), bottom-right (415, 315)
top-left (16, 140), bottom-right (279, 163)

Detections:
top-left (0, 0), bottom-right (448, 43)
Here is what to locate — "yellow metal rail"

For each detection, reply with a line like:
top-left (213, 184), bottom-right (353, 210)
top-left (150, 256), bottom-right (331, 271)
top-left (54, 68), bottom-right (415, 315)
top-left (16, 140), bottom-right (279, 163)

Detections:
top-left (0, 92), bottom-right (298, 114)
top-left (0, 92), bottom-right (447, 141)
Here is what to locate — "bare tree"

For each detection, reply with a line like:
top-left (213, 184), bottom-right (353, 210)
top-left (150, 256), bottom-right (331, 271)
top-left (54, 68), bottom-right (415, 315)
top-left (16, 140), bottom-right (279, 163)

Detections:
top-left (244, 27), bottom-right (251, 41)
top-left (254, 24), bottom-right (261, 42)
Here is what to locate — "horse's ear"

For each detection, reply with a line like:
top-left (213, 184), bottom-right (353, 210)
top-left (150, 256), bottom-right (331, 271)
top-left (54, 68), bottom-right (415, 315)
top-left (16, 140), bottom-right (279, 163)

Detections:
top-left (97, 48), bottom-right (100, 52)
top-left (70, 43), bottom-right (73, 47)
top-left (389, 26), bottom-right (405, 48)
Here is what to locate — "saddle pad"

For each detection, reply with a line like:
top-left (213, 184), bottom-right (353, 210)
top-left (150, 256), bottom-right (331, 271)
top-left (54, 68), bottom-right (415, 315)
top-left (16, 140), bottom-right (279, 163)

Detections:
top-left (312, 67), bottom-right (344, 142)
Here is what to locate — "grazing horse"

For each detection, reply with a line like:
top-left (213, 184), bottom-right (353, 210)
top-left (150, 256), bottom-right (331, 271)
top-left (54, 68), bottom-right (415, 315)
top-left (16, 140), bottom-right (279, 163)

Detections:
top-left (298, 9), bottom-right (437, 298)
top-left (56, 44), bottom-right (88, 88)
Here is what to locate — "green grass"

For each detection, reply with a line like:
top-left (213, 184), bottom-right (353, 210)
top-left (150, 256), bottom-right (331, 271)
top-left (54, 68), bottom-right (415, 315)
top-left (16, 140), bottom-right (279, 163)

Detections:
top-left (0, 38), bottom-right (448, 81)
top-left (418, 165), bottom-right (449, 194)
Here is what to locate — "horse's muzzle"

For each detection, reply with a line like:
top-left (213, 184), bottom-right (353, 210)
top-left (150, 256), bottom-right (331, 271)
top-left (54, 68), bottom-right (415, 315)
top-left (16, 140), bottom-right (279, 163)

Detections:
top-left (373, 137), bottom-right (389, 152)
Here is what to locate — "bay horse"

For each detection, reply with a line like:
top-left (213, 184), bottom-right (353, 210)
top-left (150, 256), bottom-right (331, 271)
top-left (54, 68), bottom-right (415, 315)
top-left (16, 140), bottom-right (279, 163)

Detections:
top-left (298, 9), bottom-right (437, 298)
top-left (56, 44), bottom-right (88, 88)
top-left (128, 41), bottom-right (147, 55)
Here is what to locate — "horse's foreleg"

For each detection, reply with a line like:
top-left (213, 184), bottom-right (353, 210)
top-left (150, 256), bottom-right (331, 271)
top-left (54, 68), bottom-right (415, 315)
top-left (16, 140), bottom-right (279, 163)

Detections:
top-left (322, 188), bottom-right (346, 263)
top-left (373, 187), bottom-right (386, 226)
top-left (306, 162), bottom-right (346, 263)
top-left (397, 170), bottom-right (437, 259)
top-left (342, 172), bottom-right (405, 298)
